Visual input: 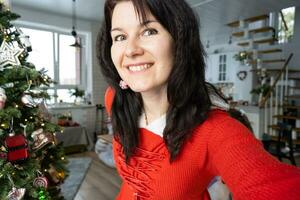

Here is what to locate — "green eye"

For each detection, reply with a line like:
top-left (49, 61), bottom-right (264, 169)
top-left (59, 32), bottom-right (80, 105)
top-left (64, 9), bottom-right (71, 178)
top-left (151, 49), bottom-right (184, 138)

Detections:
top-left (143, 29), bottom-right (158, 36)
top-left (114, 35), bottom-right (126, 41)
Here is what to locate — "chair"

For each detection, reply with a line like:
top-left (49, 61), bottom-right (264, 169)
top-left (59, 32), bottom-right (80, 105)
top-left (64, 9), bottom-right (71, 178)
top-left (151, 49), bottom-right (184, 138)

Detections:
top-left (270, 122), bottom-right (298, 166)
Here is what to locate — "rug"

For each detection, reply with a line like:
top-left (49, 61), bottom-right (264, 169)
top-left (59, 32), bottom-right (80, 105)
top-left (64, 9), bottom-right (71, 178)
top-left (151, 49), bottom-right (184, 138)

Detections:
top-left (60, 157), bottom-right (92, 200)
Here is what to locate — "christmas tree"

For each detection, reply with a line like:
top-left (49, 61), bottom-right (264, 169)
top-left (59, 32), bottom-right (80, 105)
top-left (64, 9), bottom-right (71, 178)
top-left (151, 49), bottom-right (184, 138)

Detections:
top-left (0, 2), bottom-right (68, 199)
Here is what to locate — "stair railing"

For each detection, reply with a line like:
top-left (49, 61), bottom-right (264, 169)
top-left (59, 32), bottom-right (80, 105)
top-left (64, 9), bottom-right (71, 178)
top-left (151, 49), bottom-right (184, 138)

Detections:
top-left (259, 53), bottom-right (293, 136)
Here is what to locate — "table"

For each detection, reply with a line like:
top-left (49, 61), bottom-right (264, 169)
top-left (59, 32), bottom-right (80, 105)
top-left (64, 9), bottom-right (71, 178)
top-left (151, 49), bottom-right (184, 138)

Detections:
top-left (56, 126), bottom-right (94, 151)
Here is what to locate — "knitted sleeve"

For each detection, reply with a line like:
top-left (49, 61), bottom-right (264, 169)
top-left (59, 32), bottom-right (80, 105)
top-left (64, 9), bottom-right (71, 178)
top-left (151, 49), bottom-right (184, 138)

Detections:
top-left (104, 86), bottom-right (115, 116)
top-left (207, 112), bottom-right (300, 200)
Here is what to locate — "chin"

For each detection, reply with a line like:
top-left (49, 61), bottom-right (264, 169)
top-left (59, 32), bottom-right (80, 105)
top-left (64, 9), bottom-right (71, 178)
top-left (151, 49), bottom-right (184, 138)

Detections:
top-left (129, 85), bottom-right (151, 93)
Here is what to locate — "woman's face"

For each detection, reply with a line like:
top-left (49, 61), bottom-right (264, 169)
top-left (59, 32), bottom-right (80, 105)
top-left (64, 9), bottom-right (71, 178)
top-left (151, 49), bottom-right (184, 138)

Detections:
top-left (110, 1), bottom-right (174, 95)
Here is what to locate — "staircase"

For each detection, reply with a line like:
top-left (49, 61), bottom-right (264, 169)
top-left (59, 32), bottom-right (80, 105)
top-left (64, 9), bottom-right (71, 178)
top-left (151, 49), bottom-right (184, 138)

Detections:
top-left (227, 13), bottom-right (300, 158)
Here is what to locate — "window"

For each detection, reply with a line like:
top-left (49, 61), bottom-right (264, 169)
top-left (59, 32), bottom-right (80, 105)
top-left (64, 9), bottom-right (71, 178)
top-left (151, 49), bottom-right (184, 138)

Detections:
top-left (21, 27), bottom-right (85, 104)
top-left (278, 7), bottom-right (295, 43)
top-left (218, 54), bottom-right (226, 81)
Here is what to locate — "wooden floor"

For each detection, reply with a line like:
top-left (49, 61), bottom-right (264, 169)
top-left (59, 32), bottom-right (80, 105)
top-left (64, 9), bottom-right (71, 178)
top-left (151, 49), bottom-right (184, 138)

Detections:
top-left (72, 152), bottom-right (122, 200)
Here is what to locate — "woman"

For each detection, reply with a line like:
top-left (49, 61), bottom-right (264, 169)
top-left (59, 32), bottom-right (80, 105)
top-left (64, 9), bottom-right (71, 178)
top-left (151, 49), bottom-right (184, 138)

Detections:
top-left (97, 0), bottom-right (300, 199)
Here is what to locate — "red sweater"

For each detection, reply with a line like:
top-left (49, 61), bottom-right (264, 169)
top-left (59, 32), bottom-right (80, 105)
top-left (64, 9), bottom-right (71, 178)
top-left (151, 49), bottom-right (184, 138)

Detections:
top-left (106, 89), bottom-right (300, 199)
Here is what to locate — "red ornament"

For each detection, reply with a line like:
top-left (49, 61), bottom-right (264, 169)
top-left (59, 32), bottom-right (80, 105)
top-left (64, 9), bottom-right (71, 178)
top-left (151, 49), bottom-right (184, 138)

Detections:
top-left (4, 134), bottom-right (29, 162)
top-left (0, 152), bottom-right (7, 159)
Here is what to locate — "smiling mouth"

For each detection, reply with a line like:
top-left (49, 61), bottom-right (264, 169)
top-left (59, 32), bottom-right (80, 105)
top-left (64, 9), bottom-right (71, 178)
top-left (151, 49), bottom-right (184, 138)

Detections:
top-left (127, 64), bottom-right (152, 72)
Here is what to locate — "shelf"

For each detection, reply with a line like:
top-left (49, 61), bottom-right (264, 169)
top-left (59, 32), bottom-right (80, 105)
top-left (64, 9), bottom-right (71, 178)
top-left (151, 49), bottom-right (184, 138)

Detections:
top-left (262, 59), bottom-right (285, 64)
top-left (227, 14), bottom-right (269, 27)
top-left (238, 37), bottom-right (277, 46)
top-left (232, 27), bottom-right (275, 37)
top-left (258, 48), bottom-right (282, 54)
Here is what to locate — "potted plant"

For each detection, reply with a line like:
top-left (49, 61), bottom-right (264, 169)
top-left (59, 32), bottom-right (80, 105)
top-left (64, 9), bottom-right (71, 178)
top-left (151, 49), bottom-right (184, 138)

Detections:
top-left (70, 87), bottom-right (85, 104)
top-left (233, 51), bottom-right (253, 66)
top-left (250, 84), bottom-right (271, 105)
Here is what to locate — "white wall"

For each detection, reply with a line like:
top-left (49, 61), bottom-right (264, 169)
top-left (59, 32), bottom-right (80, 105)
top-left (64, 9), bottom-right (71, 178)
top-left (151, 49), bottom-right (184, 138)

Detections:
top-left (203, 6), bottom-right (300, 68)
top-left (91, 22), bottom-right (108, 106)
top-left (204, 6), bottom-right (300, 102)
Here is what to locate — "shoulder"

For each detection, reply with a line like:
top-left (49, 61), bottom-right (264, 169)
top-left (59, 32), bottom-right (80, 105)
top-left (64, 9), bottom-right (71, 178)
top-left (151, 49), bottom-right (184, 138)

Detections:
top-left (193, 109), bottom-right (255, 144)
top-left (196, 109), bottom-right (234, 132)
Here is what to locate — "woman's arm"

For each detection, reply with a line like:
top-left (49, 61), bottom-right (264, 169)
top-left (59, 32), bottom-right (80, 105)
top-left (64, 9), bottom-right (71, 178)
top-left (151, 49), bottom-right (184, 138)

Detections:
top-left (207, 112), bottom-right (300, 200)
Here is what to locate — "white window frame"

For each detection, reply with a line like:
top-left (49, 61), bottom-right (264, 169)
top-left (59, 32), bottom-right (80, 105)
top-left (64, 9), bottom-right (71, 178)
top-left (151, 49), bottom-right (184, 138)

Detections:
top-left (218, 54), bottom-right (227, 82)
top-left (16, 24), bottom-right (87, 104)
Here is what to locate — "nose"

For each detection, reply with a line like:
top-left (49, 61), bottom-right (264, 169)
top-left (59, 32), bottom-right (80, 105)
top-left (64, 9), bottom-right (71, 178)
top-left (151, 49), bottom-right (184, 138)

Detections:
top-left (125, 37), bottom-right (144, 57)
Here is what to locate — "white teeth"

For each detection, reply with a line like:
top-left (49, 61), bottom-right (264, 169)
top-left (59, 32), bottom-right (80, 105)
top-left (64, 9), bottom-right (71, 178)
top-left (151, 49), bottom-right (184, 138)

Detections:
top-left (128, 64), bottom-right (151, 72)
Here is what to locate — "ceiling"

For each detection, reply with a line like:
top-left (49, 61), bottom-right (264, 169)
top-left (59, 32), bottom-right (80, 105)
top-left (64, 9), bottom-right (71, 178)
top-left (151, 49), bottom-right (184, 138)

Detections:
top-left (11, 0), bottom-right (300, 37)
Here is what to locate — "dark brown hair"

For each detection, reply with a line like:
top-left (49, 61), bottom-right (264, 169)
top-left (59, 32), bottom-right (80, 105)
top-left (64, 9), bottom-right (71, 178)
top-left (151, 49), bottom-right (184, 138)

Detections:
top-left (97, 0), bottom-right (211, 161)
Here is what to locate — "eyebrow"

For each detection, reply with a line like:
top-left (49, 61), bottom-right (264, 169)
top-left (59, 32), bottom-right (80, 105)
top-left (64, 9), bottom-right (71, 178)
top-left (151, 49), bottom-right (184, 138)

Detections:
top-left (111, 20), bottom-right (158, 33)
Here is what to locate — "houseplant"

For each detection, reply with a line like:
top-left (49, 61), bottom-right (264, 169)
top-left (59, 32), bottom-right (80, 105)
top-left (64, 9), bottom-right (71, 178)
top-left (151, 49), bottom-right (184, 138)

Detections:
top-left (70, 87), bottom-right (85, 104)
top-left (234, 51), bottom-right (253, 66)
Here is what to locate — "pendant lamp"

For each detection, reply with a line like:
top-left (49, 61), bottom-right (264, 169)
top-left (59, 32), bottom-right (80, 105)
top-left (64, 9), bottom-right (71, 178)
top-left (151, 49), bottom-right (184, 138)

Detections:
top-left (70, 0), bottom-right (82, 48)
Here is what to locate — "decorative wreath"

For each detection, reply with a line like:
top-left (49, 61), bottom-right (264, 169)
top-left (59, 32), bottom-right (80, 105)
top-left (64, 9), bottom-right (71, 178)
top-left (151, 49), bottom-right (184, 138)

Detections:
top-left (237, 71), bottom-right (247, 81)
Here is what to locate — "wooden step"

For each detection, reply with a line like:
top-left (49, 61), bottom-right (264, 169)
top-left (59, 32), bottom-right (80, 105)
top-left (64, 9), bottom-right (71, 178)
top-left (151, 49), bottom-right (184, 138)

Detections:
top-left (250, 67), bottom-right (300, 73)
top-left (238, 37), bottom-right (277, 46)
top-left (270, 136), bottom-right (300, 145)
top-left (285, 95), bottom-right (300, 99)
top-left (227, 14), bottom-right (269, 27)
top-left (289, 86), bottom-right (300, 90)
top-left (269, 125), bottom-right (300, 132)
top-left (289, 78), bottom-right (300, 81)
top-left (250, 68), bottom-right (299, 73)
top-left (289, 67), bottom-right (300, 73)
top-left (258, 49), bottom-right (282, 54)
top-left (282, 105), bottom-right (300, 109)
top-left (232, 27), bottom-right (275, 37)
top-left (247, 49), bottom-right (282, 56)
top-left (262, 59), bottom-right (285, 64)
top-left (273, 115), bottom-right (300, 120)
top-left (287, 69), bottom-right (300, 73)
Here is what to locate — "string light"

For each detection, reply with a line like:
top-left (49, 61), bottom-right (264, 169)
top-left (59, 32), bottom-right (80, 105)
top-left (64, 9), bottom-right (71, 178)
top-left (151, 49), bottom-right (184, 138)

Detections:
top-left (15, 104), bottom-right (19, 108)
